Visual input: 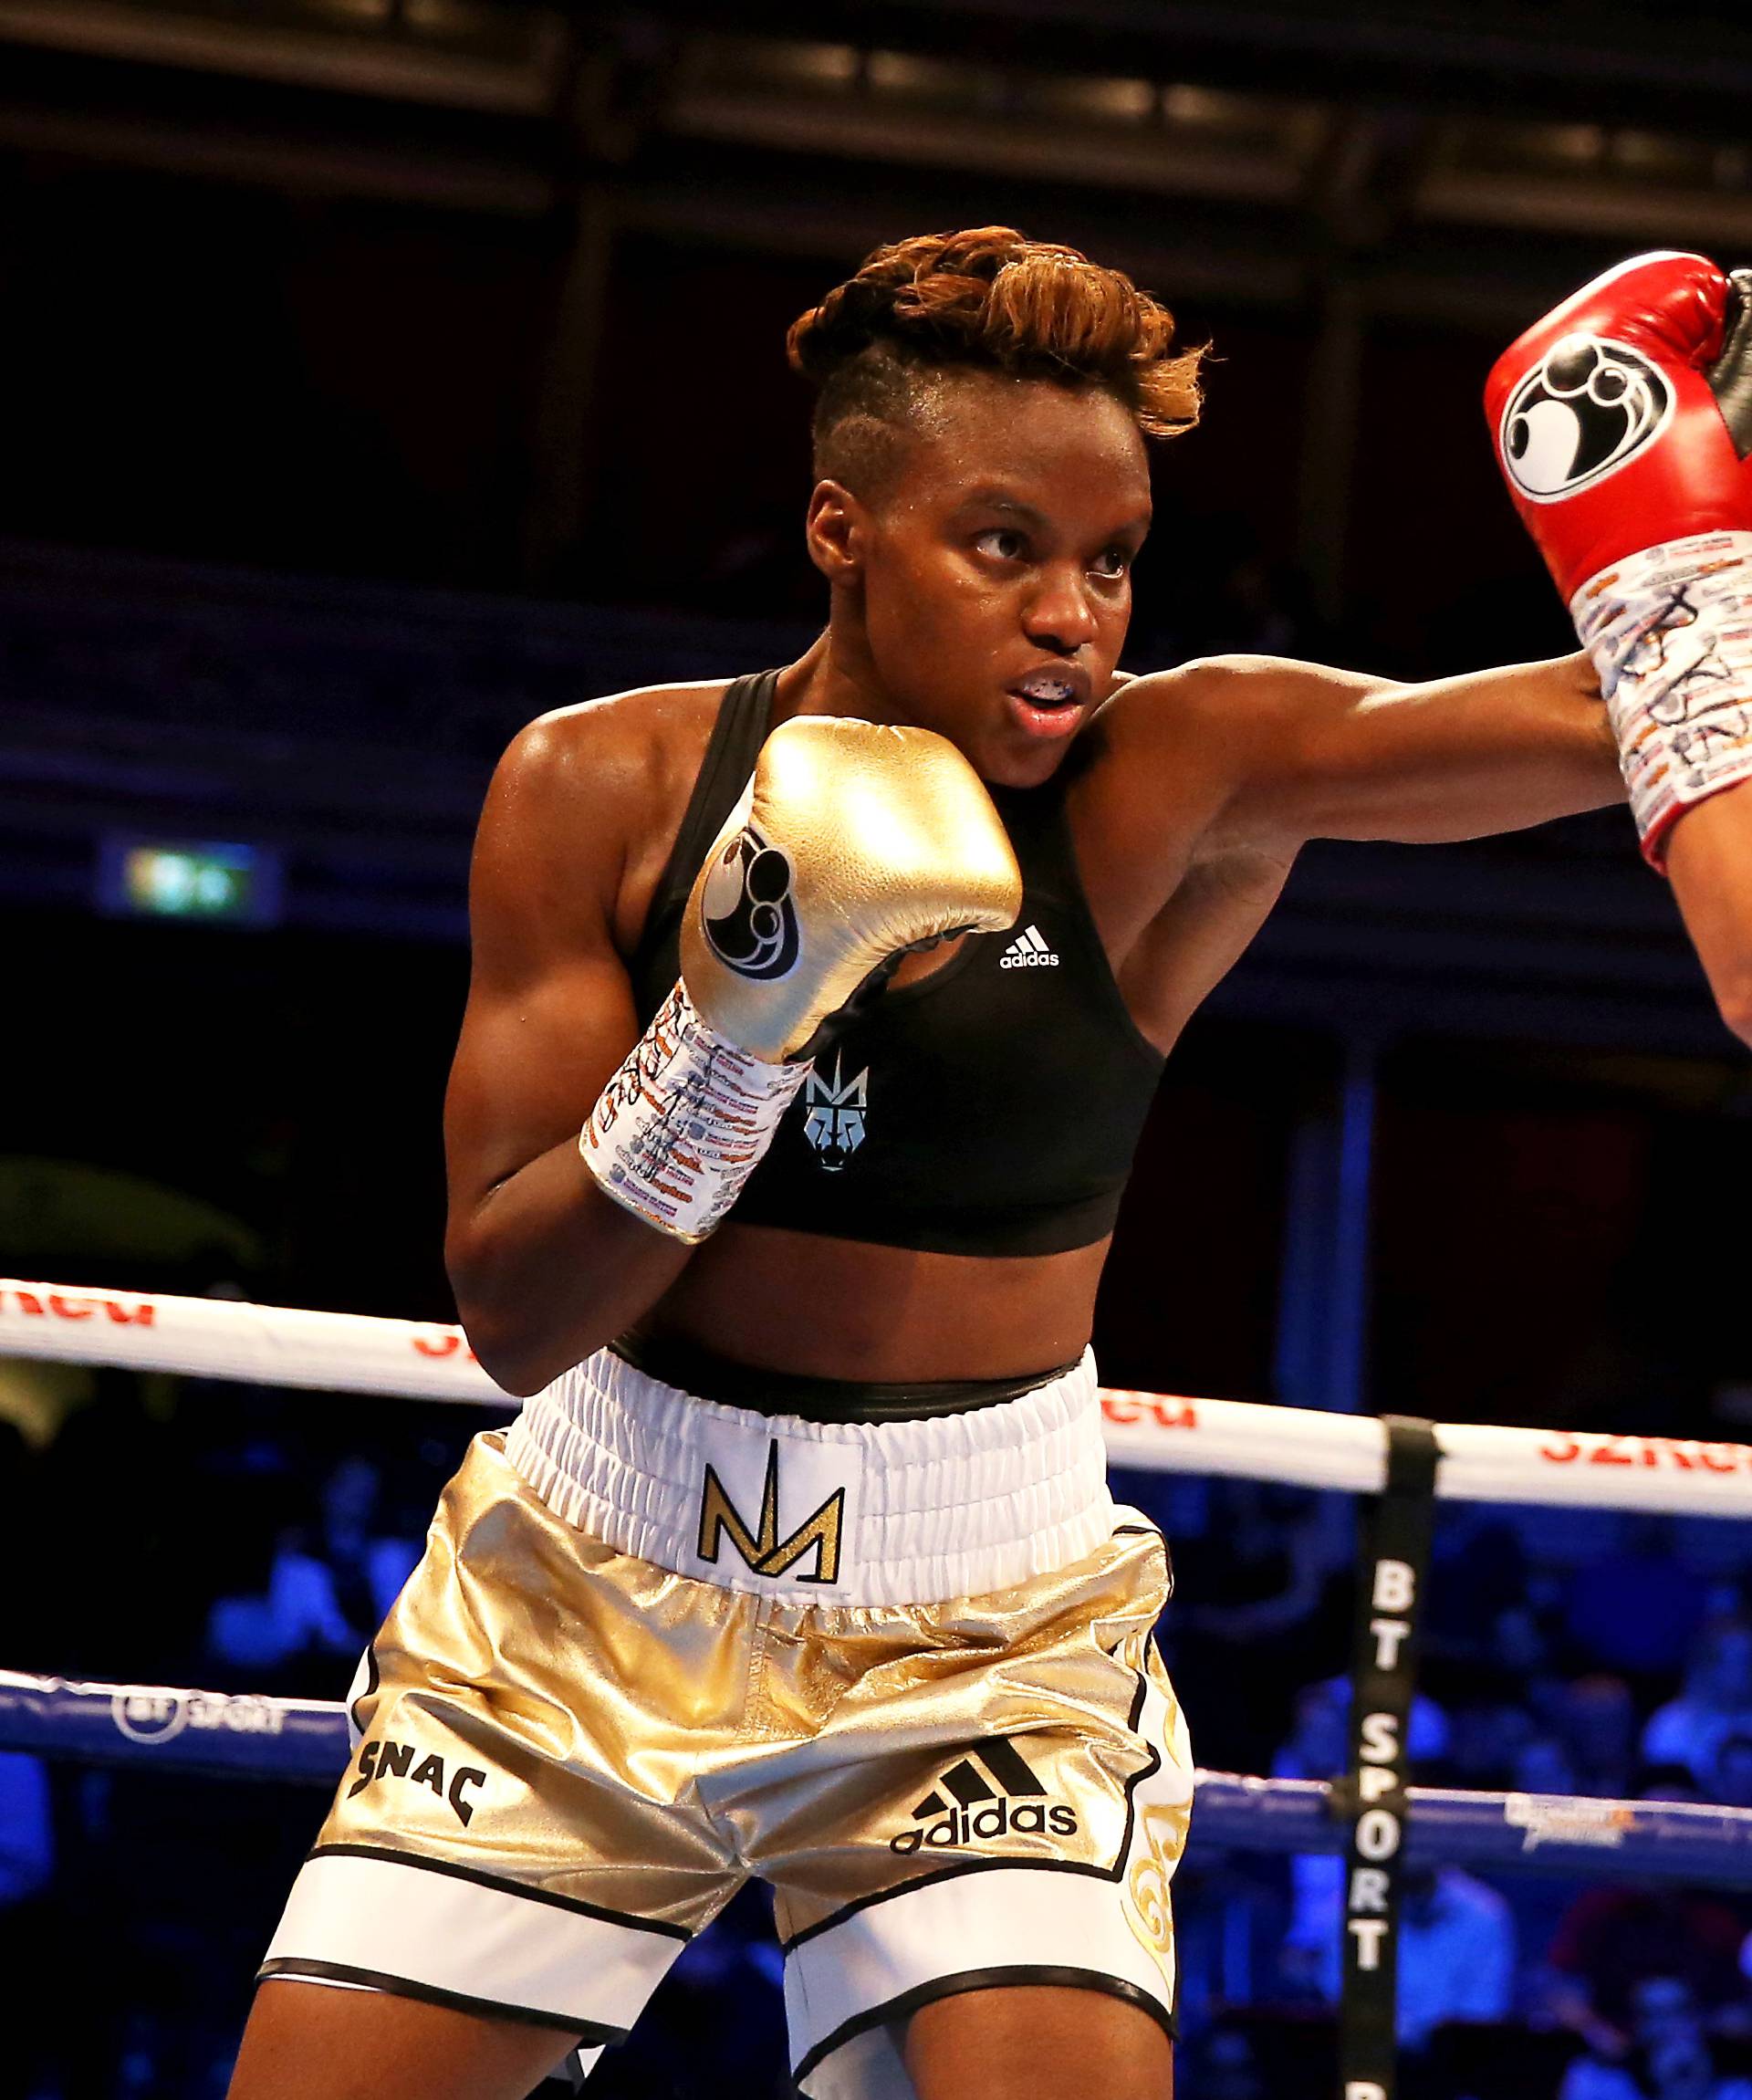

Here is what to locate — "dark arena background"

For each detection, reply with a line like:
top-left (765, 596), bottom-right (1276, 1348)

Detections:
top-left (4, 3), bottom-right (1752, 2096)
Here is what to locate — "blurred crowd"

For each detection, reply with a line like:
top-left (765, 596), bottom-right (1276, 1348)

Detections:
top-left (7, 1378), bottom-right (1752, 2099)
top-left (1151, 1474), bottom-right (1752, 2100)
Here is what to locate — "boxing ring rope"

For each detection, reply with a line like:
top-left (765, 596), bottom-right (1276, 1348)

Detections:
top-left (6, 1276), bottom-right (1752, 1516)
top-left (7, 1668), bottom-right (1752, 1889)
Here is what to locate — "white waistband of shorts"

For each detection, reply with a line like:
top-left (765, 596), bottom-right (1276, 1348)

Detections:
top-left (504, 1347), bottom-right (1114, 1607)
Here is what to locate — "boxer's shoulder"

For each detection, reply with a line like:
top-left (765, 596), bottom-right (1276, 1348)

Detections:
top-left (1083, 653), bottom-right (1319, 840)
top-left (498, 679), bottom-right (727, 820)
top-left (1100, 653), bottom-right (1350, 739)
top-left (1093, 652), bottom-right (1395, 827)
top-left (1053, 661), bottom-right (1272, 961)
top-left (476, 679), bottom-right (732, 955)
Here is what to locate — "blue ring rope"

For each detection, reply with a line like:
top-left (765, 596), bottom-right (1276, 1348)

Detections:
top-left (6, 1670), bottom-right (1752, 1886)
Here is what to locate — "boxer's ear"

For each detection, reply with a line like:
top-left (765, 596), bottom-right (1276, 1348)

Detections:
top-left (804, 479), bottom-right (867, 583)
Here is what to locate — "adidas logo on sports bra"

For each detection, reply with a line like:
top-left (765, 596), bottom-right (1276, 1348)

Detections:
top-left (998, 924), bottom-right (1058, 968)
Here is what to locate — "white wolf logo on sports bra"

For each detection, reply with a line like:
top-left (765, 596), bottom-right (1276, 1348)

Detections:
top-left (802, 1055), bottom-right (867, 1170)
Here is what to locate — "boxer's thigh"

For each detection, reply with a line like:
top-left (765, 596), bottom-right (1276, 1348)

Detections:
top-left (228, 1979), bottom-right (580, 2100)
top-left (904, 1982), bottom-right (1173, 2100)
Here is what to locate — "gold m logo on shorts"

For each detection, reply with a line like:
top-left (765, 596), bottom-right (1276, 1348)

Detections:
top-left (696, 1442), bottom-right (845, 1584)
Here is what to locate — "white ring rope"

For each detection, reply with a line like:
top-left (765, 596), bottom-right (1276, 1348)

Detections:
top-left (0, 1278), bottom-right (495, 1403)
top-left (5, 1277), bottom-right (1751, 1518)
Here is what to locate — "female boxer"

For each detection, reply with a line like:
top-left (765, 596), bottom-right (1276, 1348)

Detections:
top-left (232, 227), bottom-right (1713, 2100)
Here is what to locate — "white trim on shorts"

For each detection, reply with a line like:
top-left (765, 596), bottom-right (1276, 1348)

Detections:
top-left (784, 1863), bottom-right (1176, 2094)
top-left (506, 1344), bottom-right (1114, 1606)
top-left (259, 1845), bottom-right (688, 2043)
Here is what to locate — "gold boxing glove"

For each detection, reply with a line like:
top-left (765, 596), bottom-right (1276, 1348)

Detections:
top-left (582, 716), bottom-right (1023, 1241)
top-left (682, 716), bottom-right (1023, 1060)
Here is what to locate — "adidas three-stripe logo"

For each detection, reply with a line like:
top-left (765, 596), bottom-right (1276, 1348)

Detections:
top-left (998, 924), bottom-right (1058, 968)
top-left (890, 1739), bottom-right (1079, 1854)
top-left (911, 1740), bottom-right (1048, 1818)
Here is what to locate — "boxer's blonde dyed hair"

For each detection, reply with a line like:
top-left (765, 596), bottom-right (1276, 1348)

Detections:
top-left (787, 226), bottom-right (1204, 495)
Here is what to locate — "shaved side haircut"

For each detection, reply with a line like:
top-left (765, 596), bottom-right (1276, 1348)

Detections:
top-left (787, 226), bottom-right (1204, 498)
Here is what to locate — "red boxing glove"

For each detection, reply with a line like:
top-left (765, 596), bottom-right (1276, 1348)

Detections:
top-left (1486, 251), bottom-right (1752, 598)
top-left (1486, 252), bottom-right (1752, 866)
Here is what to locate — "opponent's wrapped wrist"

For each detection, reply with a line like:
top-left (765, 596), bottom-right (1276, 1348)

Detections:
top-left (1570, 529), bottom-right (1752, 868)
top-left (580, 982), bottom-right (808, 1244)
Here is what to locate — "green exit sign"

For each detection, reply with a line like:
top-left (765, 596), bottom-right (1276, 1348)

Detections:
top-left (98, 838), bottom-right (284, 926)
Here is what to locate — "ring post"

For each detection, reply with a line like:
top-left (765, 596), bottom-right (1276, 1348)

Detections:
top-left (1336, 1416), bottom-right (1440, 2100)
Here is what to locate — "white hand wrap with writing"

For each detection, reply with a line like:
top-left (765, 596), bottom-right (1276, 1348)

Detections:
top-left (1570, 529), bottom-right (1752, 866)
top-left (579, 984), bottom-right (809, 1244)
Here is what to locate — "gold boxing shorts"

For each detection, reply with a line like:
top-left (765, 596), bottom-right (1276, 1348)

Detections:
top-left (259, 1350), bottom-right (1194, 2098)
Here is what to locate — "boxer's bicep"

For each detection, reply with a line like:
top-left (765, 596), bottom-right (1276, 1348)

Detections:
top-left (445, 950), bottom-right (640, 1221)
top-left (444, 716), bottom-right (642, 1226)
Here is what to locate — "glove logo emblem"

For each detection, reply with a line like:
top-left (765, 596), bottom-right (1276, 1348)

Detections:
top-left (700, 822), bottom-right (800, 980)
top-left (1500, 333), bottom-right (1672, 503)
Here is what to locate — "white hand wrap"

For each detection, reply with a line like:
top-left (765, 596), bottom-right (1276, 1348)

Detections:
top-left (1570, 529), bottom-right (1752, 867)
top-left (579, 983), bottom-right (809, 1244)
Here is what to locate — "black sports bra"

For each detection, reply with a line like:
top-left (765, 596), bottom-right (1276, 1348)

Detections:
top-left (630, 672), bottom-right (1164, 1258)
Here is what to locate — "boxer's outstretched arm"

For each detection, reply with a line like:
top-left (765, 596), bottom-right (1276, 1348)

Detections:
top-left (1151, 646), bottom-right (1621, 849)
top-left (1664, 781), bottom-right (1752, 1045)
top-left (444, 716), bottom-right (694, 1396)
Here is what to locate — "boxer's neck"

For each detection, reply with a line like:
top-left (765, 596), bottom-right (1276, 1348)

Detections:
top-left (772, 623), bottom-right (894, 730)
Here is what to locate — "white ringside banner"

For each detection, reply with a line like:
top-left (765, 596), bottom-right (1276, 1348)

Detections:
top-left (6, 1280), bottom-right (1752, 1520)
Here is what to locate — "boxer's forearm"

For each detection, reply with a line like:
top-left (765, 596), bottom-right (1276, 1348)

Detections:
top-left (1213, 649), bottom-right (1622, 846)
top-left (446, 1137), bottom-right (694, 1396)
top-left (1336, 651), bottom-right (1621, 841)
top-left (1663, 778), bottom-right (1752, 1046)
